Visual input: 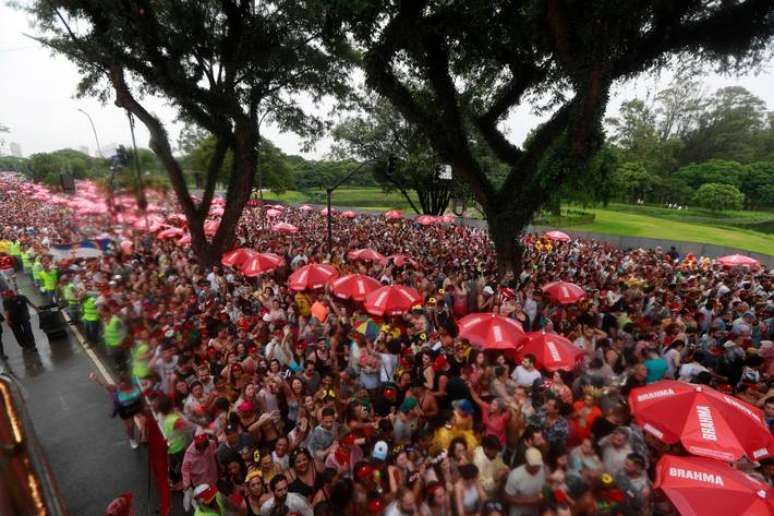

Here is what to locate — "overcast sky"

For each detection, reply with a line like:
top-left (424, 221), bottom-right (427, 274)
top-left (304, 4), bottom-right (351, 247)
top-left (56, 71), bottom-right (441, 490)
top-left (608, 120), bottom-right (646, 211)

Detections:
top-left (2, 2), bottom-right (773, 160)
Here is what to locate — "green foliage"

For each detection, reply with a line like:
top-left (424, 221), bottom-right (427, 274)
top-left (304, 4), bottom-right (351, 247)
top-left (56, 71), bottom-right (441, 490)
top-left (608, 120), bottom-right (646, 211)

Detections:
top-left (741, 161), bottom-right (774, 209)
top-left (692, 183), bottom-right (745, 211)
top-left (0, 156), bottom-right (29, 173)
top-left (26, 149), bottom-right (109, 185)
top-left (673, 159), bottom-right (747, 189)
top-left (613, 162), bottom-right (654, 203)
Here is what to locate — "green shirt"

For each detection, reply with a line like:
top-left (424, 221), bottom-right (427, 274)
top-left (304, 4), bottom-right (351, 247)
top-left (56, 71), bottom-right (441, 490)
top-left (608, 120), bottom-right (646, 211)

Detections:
top-left (162, 413), bottom-right (188, 454)
top-left (41, 268), bottom-right (58, 292)
top-left (103, 314), bottom-right (126, 347)
top-left (82, 296), bottom-right (100, 322)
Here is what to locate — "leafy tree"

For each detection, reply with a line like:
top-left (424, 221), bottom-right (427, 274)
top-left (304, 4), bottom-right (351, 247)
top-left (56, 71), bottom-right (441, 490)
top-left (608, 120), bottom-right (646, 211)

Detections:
top-left (678, 86), bottom-right (768, 165)
top-left (0, 156), bottom-right (28, 173)
top-left (613, 162), bottom-right (655, 203)
top-left (333, 95), bottom-right (456, 214)
top-left (692, 182), bottom-right (745, 211)
top-left (28, 0), bottom-right (353, 265)
top-left (741, 161), bottom-right (774, 208)
top-left (673, 159), bottom-right (746, 189)
top-left (349, 0), bottom-right (774, 274)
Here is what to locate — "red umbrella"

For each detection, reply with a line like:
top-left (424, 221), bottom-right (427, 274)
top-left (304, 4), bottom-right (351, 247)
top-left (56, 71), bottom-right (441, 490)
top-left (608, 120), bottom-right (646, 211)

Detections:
top-left (299, 204), bottom-right (313, 212)
top-left (221, 248), bottom-right (258, 267)
top-left (382, 254), bottom-right (420, 268)
top-left (240, 253), bottom-right (284, 277)
top-left (439, 215), bottom-right (455, 223)
top-left (156, 227), bottom-right (184, 240)
top-left (384, 209), bottom-right (402, 220)
top-left (348, 248), bottom-right (387, 263)
top-left (176, 233), bottom-right (191, 246)
top-left (342, 210), bottom-right (357, 219)
top-left (457, 313), bottom-right (527, 352)
top-left (629, 380), bottom-right (774, 462)
top-left (655, 454), bottom-right (774, 516)
top-left (544, 230), bottom-right (571, 242)
top-left (364, 285), bottom-right (423, 317)
top-left (329, 274), bottom-right (382, 302)
top-left (266, 208), bottom-right (282, 218)
top-left (542, 281), bottom-right (586, 304)
top-left (415, 215), bottom-right (438, 226)
top-left (716, 254), bottom-right (760, 268)
top-left (321, 208), bottom-right (336, 216)
top-left (521, 331), bottom-right (583, 371)
top-left (289, 263), bottom-right (338, 291)
top-left (272, 222), bottom-right (299, 234)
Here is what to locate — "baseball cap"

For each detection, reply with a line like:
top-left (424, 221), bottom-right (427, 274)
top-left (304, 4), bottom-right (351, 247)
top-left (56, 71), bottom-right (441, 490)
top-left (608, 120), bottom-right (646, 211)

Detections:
top-left (525, 447), bottom-right (543, 466)
top-left (373, 440), bottom-right (389, 461)
top-left (193, 484), bottom-right (218, 503)
top-left (399, 397), bottom-right (418, 413)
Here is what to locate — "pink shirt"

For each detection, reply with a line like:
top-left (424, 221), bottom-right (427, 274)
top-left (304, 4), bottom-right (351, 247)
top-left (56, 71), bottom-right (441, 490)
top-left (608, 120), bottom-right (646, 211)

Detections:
top-left (181, 441), bottom-right (219, 489)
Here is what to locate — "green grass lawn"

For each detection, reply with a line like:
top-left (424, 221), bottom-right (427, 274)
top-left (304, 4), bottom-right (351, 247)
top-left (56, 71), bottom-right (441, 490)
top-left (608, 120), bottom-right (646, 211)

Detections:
top-left (258, 187), bottom-right (774, 256)
top-left (560, 207), bottom-right (774, 255)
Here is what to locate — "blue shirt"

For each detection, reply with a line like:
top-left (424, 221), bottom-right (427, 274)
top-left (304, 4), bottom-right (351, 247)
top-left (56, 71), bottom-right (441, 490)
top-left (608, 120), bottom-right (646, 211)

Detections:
top-left (644, 357), bottom-right (668, 384)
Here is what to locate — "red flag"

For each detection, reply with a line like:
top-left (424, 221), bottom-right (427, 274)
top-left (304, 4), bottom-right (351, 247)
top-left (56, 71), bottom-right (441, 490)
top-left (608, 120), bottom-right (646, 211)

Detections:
top-left (147, 417), bottom-right (170, 516)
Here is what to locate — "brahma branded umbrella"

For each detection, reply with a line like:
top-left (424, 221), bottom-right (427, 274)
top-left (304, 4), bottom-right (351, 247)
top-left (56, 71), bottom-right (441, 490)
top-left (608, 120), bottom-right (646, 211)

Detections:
top-left (541, 281), bottom-right (586, 304)
top-left (383, 254), bottom-right (420, 268)
top-left (384, 209), bottom-right (402, 220)
top-left (239, 253), bottom-right (284, 277)
top-left (266, 208), bottom-right (282, 218)
top-left (342, 210), bottom-right (357, 219)
top-left (288, 263), bottom-right (338, 291)
top-left (329, 274), bottom-right (381, 302)
top-left (457, 313), bottom-right (527, 352)
top-left (629, 380), bottom-right (773, 462)
top-left (544, 230), bottom-right (571, 242)
top-left (716, 254), bottom-right (760, 268)
top-left (415, 215), bottom-right (438, 226)
top-left (221, 248), bottom-right (258, 267)
top-left (364, 285), bottom-right (423, 317)
top-left (272, 222), bottom-right (299, 234)
top-left (655, 454), bottom-right (774, 516)
top-left (521, 331), bottom-right (583, 371)
top-left (348, 248), bottom-right (387, 263)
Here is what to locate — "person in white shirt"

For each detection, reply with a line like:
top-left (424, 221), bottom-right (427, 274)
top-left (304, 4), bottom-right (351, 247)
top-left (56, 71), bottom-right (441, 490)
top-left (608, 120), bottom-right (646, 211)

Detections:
top-left (504, 447), bottom-right (546, 516)
top-left (260, 474), bottom-right (313, 516)
top-left (511, 354), bottom-right (542, 387)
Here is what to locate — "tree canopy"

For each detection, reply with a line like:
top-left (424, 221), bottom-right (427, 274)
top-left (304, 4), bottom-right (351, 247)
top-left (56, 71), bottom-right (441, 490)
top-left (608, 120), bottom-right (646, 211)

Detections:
top-left (346, 0), bottom-right (774, 273)
top-left (27, 0), bottom-right (354, 264)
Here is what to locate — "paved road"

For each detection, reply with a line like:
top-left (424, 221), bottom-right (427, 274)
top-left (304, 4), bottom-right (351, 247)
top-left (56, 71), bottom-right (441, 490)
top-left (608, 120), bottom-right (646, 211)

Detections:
top-left (0, 272), bottom-right (169, 515)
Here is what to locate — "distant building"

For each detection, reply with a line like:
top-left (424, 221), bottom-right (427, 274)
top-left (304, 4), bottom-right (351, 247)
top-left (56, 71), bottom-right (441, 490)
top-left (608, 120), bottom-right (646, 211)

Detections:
top-left (9, 142), bottom-right (22, 157)
top-left (78, 145), bottom-right (90, 156)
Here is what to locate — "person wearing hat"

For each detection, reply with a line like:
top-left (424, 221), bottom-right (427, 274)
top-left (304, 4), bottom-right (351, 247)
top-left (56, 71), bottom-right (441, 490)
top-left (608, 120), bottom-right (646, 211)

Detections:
top-left (182, 433), bottom-right (219, 507)
top-left (192, 483), bottom-right (225, 516)
top-left (393, 396), bottom-right (420, 444)
top-left (504, 447), bottom-right (546, 516)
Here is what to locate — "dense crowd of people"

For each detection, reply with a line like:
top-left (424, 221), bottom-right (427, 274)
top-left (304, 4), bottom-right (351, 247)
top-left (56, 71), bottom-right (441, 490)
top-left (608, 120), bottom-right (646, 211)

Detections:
top-left (1, 176), bottom-right (773, 516)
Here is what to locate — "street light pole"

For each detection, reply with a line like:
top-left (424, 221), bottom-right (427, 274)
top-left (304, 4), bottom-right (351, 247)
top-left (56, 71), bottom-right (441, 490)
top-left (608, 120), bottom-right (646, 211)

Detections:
top-left (76, 108), bottom-right (104, 158)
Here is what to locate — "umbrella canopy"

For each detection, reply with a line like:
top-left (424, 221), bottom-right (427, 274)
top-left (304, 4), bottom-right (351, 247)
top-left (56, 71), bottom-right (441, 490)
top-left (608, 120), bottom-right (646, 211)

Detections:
top-left (655, 454), bottom-right (774, 516)
top-left (364, 285), bottom-right (423, 317)
top-left (272, 222), bottom-right (299, 234)
top-left (288, 263), bottom-right (338, 291)
top-left (348, 248), bottom-right (387, 263)
top-left (355, 319), bottom-right (381, 340)
top-left (239, 253), bottom-right (284, 277)
top-left (383, 254), bottom-right (420, 269)
top-left (457, 313), bottom-right (527, 352)
top-left (541, 281), bottom-right (586, 304)
top-left (299, 204), bottom-right (313, 212)
top-left (156, 227), bottom-right (185, 240)
top-left (320, 208), bottom-right (336, 216)
top-left (629, 380), bottom-right (773, 462)
top-left (521, 331), bottom-right (583, 371)
top-left (176, 233), bottom-right (192, 246)
top-left (266, 208), bottom-right (282, 218)
top-left (329, 274), bottom-right (382, 302)
top-left (384, 209), bottom-right (402, 220)
top-left (716, 254), bottom-right (760, 267)
top-left (415, 215), bottom-right (438, 226)
top-left (544, 230), bottom-right (571, 242)
top-left (438, 215), bottom-right (455, 223)
top-left (341, 210), bottom-right (357, 219)
top-left (221, 248), bottom-right (258, 268)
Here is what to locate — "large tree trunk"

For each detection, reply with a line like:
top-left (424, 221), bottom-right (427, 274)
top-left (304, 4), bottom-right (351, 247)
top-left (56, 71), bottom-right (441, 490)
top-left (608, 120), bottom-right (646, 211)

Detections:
top-left (487, 209), bottom-right (528, 281)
